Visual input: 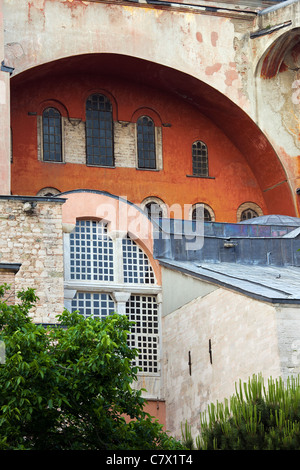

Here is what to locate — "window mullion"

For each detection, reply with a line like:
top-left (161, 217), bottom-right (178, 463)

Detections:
top-left (112, 234), bottom-right (125, 284)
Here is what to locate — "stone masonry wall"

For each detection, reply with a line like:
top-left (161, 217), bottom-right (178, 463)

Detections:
top-left (162, 285), bottom-right (282, 439)
top-left (0, 197), bottom-right (65, 323)
top-left (0, 269), bottom-right (16, 304)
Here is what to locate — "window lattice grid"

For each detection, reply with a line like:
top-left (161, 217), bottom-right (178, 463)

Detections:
top-left (137, 116), bottom-right (156, 169)
top-left (71, 292), bottom-right (116, 319)
top-left (192, 140), bottom-right (208, 177)
top-left (122, 237), bottom-right (155, 284)
top-left (192, 207), bottom-right (212, 222)
top-left (42, 107), bottom-right (62, 162)
top-left (70, 220), bottom-right (114, 282)
top-left (241, 209), bottom-right (259, 221)
top-left (86, 94), bottom-right (114, 167)
top-left (145, 202), bottom-right (163, 220)
top-left (126, 295), bottom-right (159, 374)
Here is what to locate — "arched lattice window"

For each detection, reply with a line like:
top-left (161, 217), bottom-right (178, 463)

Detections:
top-left (42, 107), bottom-right (62, 162)
top-left (241, 209), bottom-right (258, 221)
top-left (122, 236), bottom-right (155, 284)
top-left (137, 116), bottom-right (156, 169)
top-left (192, 140), bottom-right (208, 177)
top-left (66, 220), bottom-right (159, 374)
top-left (86, 94), bottom-right (114, 167)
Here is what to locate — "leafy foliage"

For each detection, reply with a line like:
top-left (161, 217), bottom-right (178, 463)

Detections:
top-left (0, 285), bottom-right (181, 450)
top-left (182, 373), bottom-right (300, 450)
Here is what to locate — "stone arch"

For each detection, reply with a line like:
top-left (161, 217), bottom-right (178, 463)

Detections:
top-left (57, 189), bottom-right (162, 285)
top-left (257, 27), bottom-right (300, 79)
top-left (10, 53), bottom-right (297, 218)
top-left (237, 202), bottom-right (264, 222)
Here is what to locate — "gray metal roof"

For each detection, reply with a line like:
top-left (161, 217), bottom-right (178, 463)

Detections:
top-left (154, 216), bottom-right (300, 303)
top-left (158, 259), bottom-right (300, 304)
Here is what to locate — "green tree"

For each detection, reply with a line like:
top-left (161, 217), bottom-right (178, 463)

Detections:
top-left (182, 373), bottom-right (300, 450)
top-left (0, 285), bottom-right (181, 450)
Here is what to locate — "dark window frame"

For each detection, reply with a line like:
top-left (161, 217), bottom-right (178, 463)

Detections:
top-left (192, 207), bottom-right (212, 222)
top-left (192, 140), bottom-right (209, 177)
top-left (42, 107), bottom-right (63, 163)
top-left (85, 94), bottom-right (114, 168)
top-left (137, 116), bottom-right (156, 170)
top-left (241, 208), bottom-right (259, 221)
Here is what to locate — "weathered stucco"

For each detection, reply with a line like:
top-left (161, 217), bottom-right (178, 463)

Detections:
top-left (2, 0), bottom-right (300, 213)
top-left (3, 0), bottom-right (254, 111)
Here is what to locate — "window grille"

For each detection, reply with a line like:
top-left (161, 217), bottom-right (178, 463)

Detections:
top-left (71, 292), bottom-right (115, 319)
top-left (122, 236), bottom-right (155, 284)
top-left (192, 140), bottom-right (208, 177)
top-left (192, 207), bottom-right (212, 222)
top-left (86, 94), bottom-right (114, 167)
top-left (144, 202), bottom-right (163, 220)
top-left (70, 220), bottom-right (114, 282)
top-left (68, 221), bottom-right (159, 374)
top-left (42, 107), bottom-right (62, 162)
top-left (241, 209), bottom-right (258, 221)
top-left (126, 295), bottom-right (159, 374)
top-left (137, 116), bottom-right (156, 169)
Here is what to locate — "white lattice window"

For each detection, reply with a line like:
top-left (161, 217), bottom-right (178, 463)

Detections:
top-left (122, 236), bottom-right (155, 284)
top-left (65, 219), bottom-right (160, 376)
top-left (126, 295), bottom-right (159, 374)
top-left (71, 292), bottom-right (116, 319)
top-left (69, 220), bottom-right (114, 282)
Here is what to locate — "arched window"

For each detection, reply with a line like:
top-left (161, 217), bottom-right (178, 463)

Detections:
top-left (191, 203), bottom-right (215, 222)
top-left (144, 202), bottom-right (164, 220)
top-left (237, 203), bottom-right (263, 222)
top-left (192, 140), bottom-right (208, 177)
top-left (42, 107), bottom-right (62, 162)
top-left (86, 94), bottom-right (114, 167)
top-left (192, 207), bottom-right (211, 222)
top-left (137, 116), bottom-right (156, 169)
top-left (65, 219), bottom-right (159, 375)
top-left (241, 208), bottom-right (258, 221)
top-left (122, 236), bottom-right (155, 284)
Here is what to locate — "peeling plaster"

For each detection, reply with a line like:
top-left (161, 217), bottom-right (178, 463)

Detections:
top-left (205, 62), bottom-right (222, 76)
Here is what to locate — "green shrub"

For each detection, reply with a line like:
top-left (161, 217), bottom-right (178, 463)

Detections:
top-left (183, 374), bottom-right (300, 450)
top-left (0, 284), bottom-right (182, 450)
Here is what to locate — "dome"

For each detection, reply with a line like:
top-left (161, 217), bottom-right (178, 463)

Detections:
top-left (238, 214), bottom-right (300, 226)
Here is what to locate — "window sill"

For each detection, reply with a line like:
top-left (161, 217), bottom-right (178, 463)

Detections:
top-left (42, 160), bottom-right (65, 164)
top-left (86, 164), bottom-right (115, 169)
top-left (136, 167), bottom-right (160, 172)
top-left (186, 174), bottom-right (215, 179)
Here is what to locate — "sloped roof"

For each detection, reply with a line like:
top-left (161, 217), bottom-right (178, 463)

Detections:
top-left (158, 259), bottom-right (300, 303)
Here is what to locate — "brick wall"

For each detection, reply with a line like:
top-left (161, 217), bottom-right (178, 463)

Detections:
top-left (0, 269), bottom-right (16, 304)
top-left (0, 196), bottom-right (65, 323)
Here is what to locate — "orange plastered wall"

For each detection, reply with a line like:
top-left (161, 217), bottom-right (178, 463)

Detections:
top-left (11, 70), bottom-right (273, 222)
